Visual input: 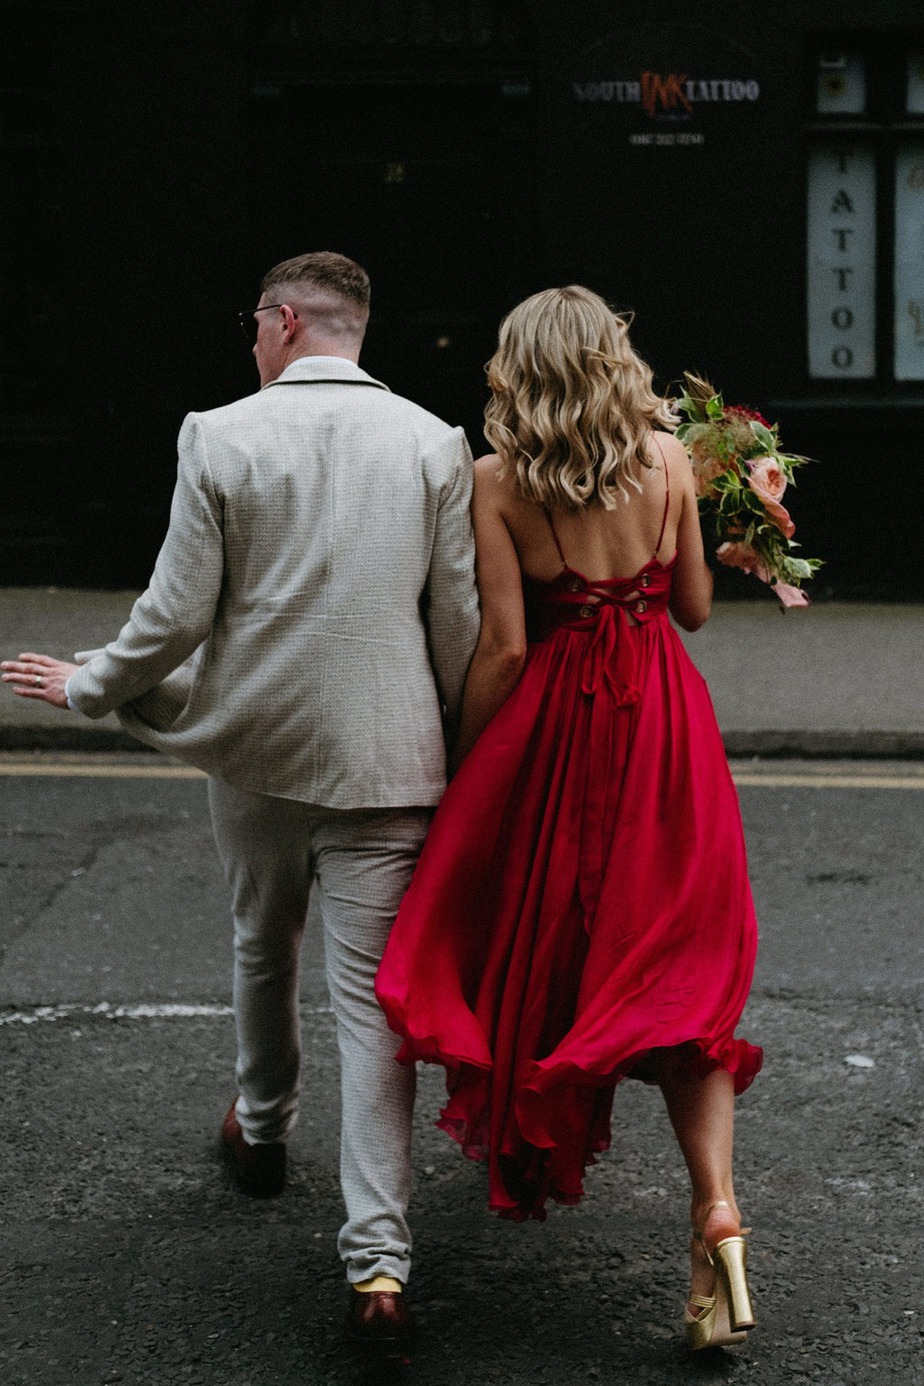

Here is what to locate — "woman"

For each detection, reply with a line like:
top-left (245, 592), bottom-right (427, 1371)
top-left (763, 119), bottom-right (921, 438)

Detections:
top-left (375, 286), bottom-right (762, 1349)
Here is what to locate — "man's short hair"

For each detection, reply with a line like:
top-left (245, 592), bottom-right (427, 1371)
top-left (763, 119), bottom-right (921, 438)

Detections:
top-left (261, 252), bottom-right (370, 311)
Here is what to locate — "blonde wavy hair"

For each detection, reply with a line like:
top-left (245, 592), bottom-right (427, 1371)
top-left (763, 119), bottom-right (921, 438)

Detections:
top-left (484, 285), bottom-right (677, 509)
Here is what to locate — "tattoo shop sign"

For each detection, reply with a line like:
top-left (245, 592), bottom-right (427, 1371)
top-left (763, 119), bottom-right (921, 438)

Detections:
top-left (572, 70), bottom-right (761, 148)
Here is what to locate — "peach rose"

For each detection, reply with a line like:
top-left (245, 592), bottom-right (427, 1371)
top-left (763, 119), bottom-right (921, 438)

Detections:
top-left (747, 456), bottom-right (787, 504)
top-left (716, 541), bottom-right (772, 583)
top-left (692, 456), bottom-right (724, 498)
top-left (747, 457), bottom-right (795, 537)
top-left (717, 543), bottom-right (810, 607)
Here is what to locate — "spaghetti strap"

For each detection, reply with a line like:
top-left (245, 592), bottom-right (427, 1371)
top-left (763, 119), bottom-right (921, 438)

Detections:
top-left (544, 442), bottom-right (669, 575)
top-left (652, 436), bottom-right (671, 558)
top-left (543, 507), bottom-right (569, 569)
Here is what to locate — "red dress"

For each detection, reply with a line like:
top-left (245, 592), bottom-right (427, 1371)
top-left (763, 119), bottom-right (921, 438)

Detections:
top-left (375, 484), bottom-right (762, 1220)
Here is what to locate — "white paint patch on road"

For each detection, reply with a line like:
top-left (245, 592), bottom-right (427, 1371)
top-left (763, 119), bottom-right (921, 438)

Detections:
top-left (0, 1001), bottom-right (233, 1025)
top-left (0, 1001), bottom-right (333, 1026)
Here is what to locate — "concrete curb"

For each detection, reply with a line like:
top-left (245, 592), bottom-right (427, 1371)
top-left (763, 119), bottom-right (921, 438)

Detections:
top-left (4, 592), bottom-right (923, 761)
top-left (721, 730), bottom-right (924, 759)
top-left (0, 726), bottom-right (152, 754)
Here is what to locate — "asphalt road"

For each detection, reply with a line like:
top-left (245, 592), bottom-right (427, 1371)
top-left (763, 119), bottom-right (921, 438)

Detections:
top-left (1, 754), bottom-right (923, 1386)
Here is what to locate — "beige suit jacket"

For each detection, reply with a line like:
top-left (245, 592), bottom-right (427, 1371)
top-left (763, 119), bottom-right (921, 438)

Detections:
top-left (67, 356), bottom-right (480, 808)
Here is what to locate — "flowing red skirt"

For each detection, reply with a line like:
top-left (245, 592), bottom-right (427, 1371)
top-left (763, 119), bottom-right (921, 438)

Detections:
top-left (376, 614), bottom-right (761, 1219)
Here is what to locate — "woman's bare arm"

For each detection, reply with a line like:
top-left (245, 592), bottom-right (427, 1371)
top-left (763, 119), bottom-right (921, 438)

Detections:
top-left (451, 458), bottom-right (528, 770)
top-left (666, 440), bottom-right (713, 631)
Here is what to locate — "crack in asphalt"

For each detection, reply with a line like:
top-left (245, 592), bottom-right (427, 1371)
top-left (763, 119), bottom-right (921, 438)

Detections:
top-left (0, 835), bottom-right (104, 968)
top-left (0, 811), bottom-right (198, 965)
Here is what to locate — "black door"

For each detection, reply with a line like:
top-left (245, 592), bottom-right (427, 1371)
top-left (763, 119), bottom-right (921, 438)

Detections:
top-left (248, 79), bottom-right (538, 448)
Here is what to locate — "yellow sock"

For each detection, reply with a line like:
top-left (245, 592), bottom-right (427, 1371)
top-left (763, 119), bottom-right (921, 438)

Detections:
top-left (354, 1275), bottom-right (403, 1294)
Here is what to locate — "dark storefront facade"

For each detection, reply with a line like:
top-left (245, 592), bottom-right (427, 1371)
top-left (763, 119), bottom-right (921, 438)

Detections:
top-left (4, 0), bottom-right (924, 597)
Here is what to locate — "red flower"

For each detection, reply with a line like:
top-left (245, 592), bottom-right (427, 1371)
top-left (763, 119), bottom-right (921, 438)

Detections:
top-left (723, 403), bottom-right (770, 428)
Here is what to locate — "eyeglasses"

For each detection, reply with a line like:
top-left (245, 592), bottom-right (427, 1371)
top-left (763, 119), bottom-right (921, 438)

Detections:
top-left (237, 304), bottom-right (298, 344)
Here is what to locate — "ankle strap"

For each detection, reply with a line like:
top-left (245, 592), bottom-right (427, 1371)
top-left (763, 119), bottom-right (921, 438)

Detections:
top-left (693, 1199), bottom-right (733, 1237)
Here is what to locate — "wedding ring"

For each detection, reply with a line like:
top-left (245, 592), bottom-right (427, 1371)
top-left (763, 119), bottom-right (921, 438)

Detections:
top-left (34, 675), bottom-right (41, 685)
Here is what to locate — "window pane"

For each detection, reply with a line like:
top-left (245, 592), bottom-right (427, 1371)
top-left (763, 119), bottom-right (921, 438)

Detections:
top-left (907, 54), bottom-right (924, 114)
top-left (894, 145), bottom-right (924, 380)
top-left (807, 145), bottom-right (876, 378)
top-left (816, 53), bottom-right (866, 115)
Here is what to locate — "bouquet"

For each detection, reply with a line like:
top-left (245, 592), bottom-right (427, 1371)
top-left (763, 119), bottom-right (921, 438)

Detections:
top-left (674, 373), bottom-right (822, 609)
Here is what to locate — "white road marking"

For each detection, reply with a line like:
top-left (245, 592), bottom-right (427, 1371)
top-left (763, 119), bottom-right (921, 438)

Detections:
top-left (0, 1001), bottom-right (332, 1026)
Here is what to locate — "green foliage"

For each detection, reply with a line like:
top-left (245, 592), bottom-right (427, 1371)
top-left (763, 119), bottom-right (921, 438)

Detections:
top-left (749, 420), bottom-right (776, 452)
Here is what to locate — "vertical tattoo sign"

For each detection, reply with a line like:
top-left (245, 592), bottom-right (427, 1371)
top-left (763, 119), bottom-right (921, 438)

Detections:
top-left (807, 144), bottom-right (876, 378)
top-left (894, 145), bottom-right (924, 380)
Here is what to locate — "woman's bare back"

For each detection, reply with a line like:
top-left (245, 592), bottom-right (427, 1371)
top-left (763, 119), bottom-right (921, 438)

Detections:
top-left (494, 431), bottom-right (686, 585)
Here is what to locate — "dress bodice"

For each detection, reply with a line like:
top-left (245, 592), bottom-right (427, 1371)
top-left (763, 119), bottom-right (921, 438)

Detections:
top-left (521, 468), bottom-right (675, 712)
top-left (523, 453), bottom-right (674, 646)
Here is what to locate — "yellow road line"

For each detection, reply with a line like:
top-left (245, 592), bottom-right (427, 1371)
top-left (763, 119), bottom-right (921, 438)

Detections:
top-left (732, 773), bottom-right (924, 790)
top-left (0, 757), bottom-right (923, 789)
top-left (0, 761), bottom-right (205, 778)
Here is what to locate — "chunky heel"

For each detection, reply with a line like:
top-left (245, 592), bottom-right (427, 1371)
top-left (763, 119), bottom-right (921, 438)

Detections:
top-left (714, 1236), bottom-right (755, 1333)
top-left (683, 1199), bottom-right (755, 1350)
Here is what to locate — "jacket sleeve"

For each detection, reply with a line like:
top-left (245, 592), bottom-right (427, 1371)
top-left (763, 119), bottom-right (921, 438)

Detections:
top-left (423, 427), bottom-right (480, 729)
top-left (67, 413), bottom-right (224, 719)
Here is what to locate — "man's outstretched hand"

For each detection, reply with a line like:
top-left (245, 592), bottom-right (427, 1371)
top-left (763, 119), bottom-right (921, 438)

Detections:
top-left (1, 652), bottom-right (78, 709)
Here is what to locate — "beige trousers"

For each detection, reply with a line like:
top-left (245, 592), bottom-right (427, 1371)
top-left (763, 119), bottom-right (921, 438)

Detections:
top-left (207, 777), bottom-right (431, 1285)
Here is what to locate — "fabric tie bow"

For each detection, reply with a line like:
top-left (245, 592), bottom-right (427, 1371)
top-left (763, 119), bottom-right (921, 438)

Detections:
top-left (578, 601), bottom-right (640, 923)
top-left (580, 602), bottom-right (640, 705)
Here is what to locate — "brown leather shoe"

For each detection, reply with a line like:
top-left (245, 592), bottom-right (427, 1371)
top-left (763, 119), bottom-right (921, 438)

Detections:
top-left (346, 1287), bottom-right (414, 1359)
top-left (220, 1099), bottom-right (286, 1198)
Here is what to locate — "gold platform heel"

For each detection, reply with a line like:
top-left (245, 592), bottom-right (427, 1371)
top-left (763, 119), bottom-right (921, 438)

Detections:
top-left (683, 1200), bottom-right (755, 1350)
top-left (714, 1233), bottom-right (756, 1333)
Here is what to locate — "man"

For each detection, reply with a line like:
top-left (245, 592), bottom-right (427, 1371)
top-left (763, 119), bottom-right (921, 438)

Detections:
top-left (2, 252), bottom-right (479, 1355)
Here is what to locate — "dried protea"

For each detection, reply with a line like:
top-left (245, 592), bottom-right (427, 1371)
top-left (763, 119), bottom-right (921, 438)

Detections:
top-left (682, 372), bottom-right (719, 411)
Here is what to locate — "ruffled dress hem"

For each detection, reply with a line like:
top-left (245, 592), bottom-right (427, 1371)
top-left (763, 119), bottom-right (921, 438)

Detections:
top-left (390, 1025), bottom-right (762, 1221)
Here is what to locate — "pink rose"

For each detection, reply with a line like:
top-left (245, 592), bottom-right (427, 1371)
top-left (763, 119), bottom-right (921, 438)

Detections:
top-left (747, 456), bottom-right (787, 504)
top-left (747, 457), bottom-right (795, 537)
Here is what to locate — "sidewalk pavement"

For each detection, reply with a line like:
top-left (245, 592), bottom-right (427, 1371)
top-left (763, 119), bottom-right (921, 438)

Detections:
top-left (1, 586), bottom-right (922, 757)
